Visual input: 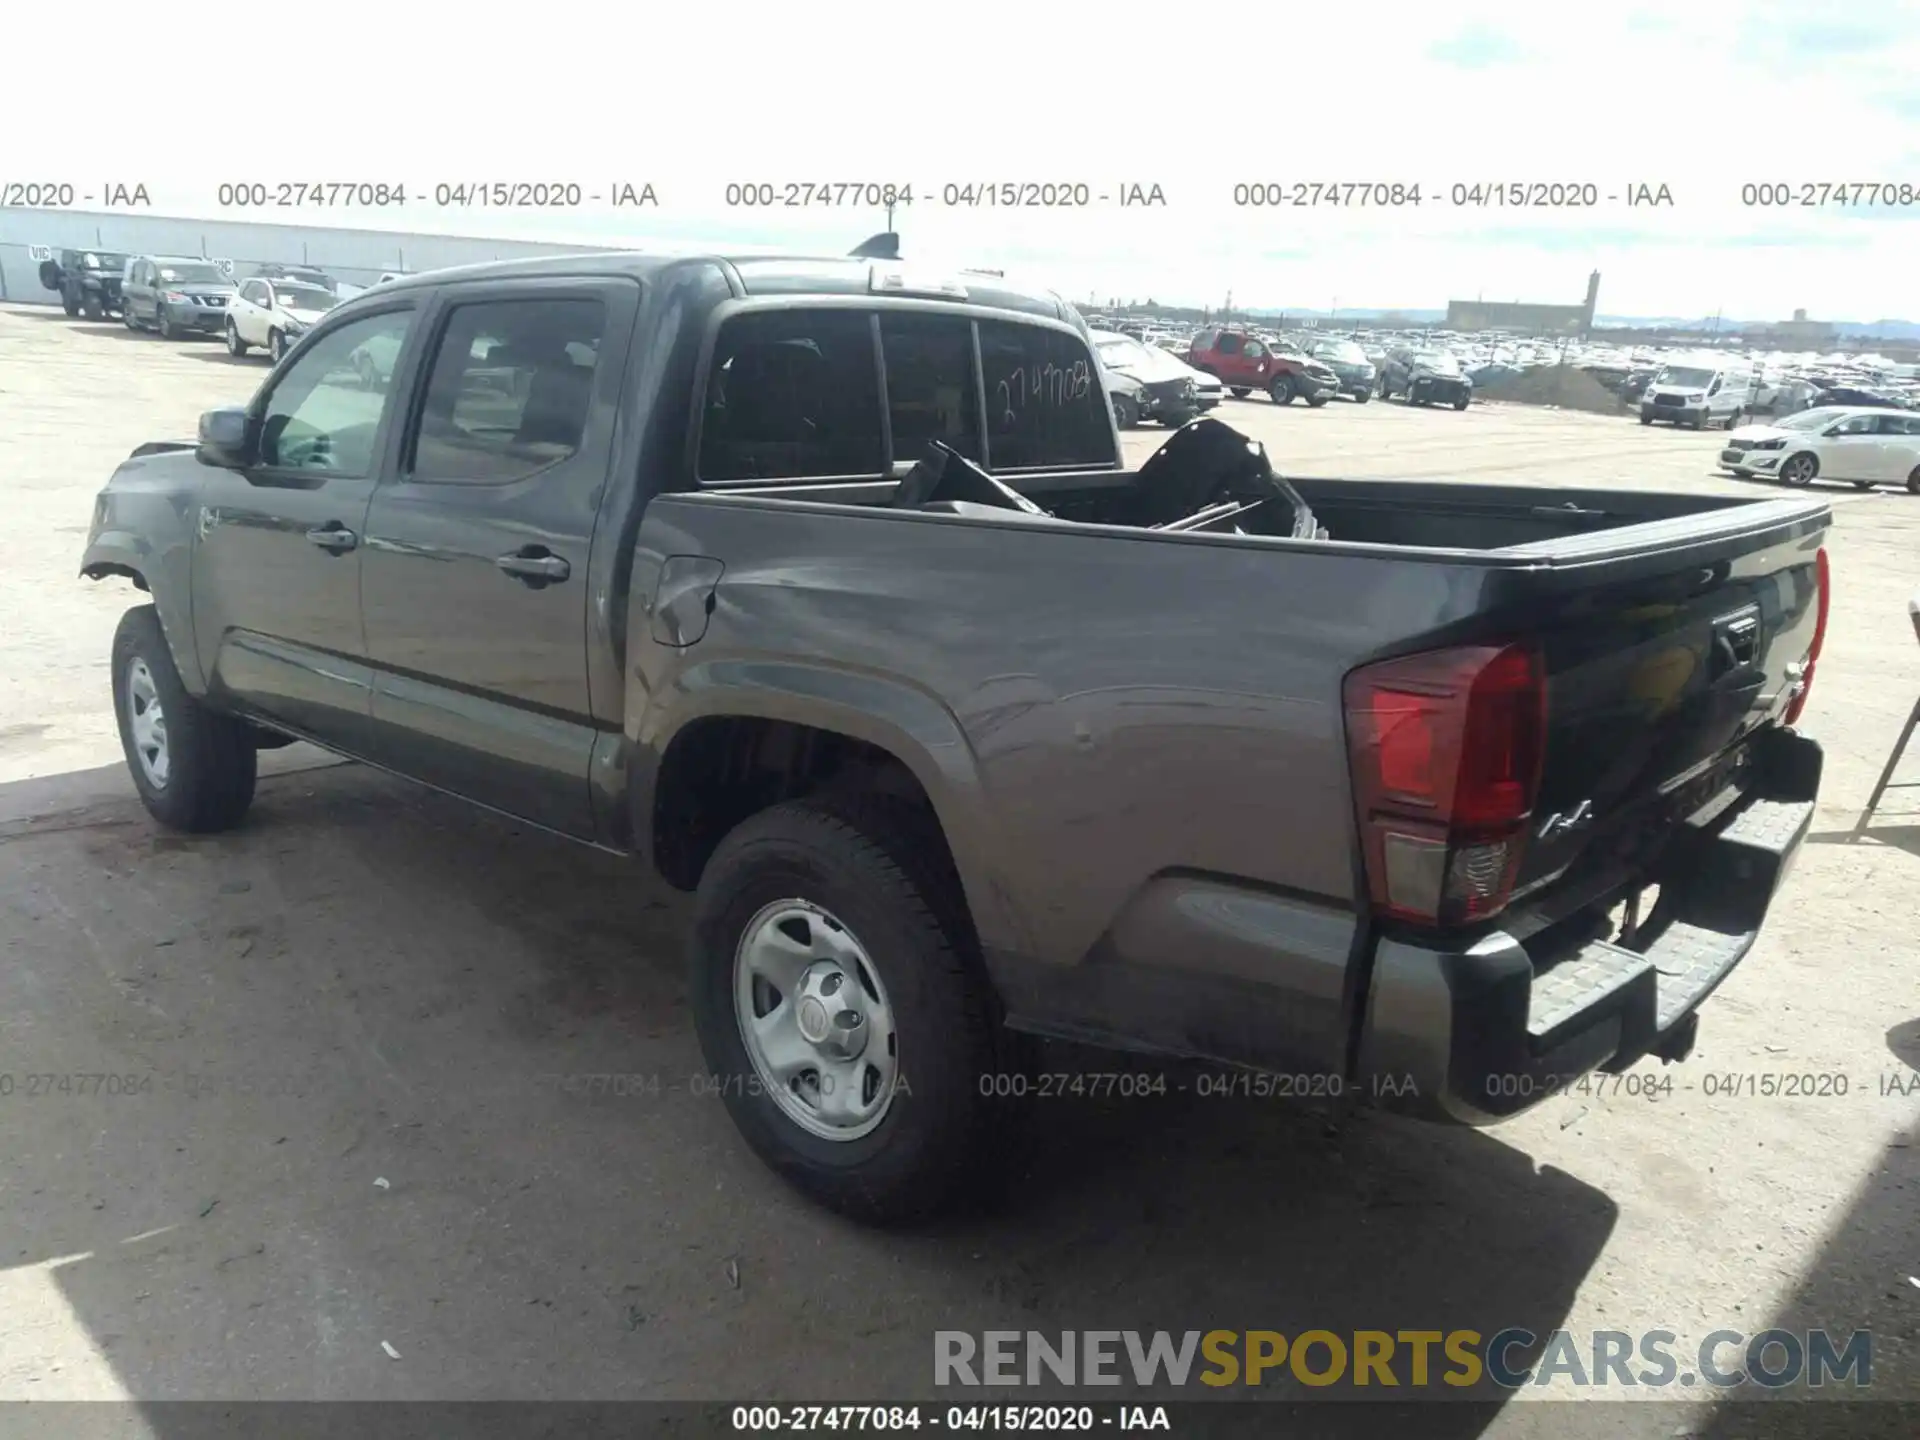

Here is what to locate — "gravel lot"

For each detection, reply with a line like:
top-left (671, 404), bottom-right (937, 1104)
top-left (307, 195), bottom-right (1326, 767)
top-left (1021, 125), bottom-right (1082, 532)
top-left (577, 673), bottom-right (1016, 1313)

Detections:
top-left (1, 303), bottom-right (1916, 1437)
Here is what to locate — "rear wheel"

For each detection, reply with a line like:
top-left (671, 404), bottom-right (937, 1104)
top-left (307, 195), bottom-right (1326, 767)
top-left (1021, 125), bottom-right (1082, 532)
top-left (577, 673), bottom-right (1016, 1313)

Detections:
top-left (124, 304), bottom-right (141, 332)
top-left (112, 606), bottom-right (257, 833)
top-left (1907, 466), bottom-right (1920, 495)
top-left (1305, 392), bottom-right (1329, 408)
top-left (226, 319), bottom-right (248, 356)
top-left (1779, 451), bottom-right (1818, 487)
top-left (1851, 480), bottom-right (1875, 490)
top-left (1229, 386), bottom-right (1251, 398)
top-left (688, 797), bottom-right (1013, 1222)
top-left (1453, 395), bottom-right (1470, 411)
top-left (1639, 413), bottom-right (1654, 425)
top-left (157, 304), bottom-right (178, 340)
top-left (269, 328), bottom-right (287, 363)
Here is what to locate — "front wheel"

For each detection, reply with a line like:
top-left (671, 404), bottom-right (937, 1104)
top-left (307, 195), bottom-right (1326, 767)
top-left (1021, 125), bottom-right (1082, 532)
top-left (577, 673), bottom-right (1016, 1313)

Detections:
top-left (112, 606), bottom-right (257, 833)
top-left (1779, 452), bottom-right (1818, 487)
top-left (1268, 376), bottom-right (1295, 405)
top-left (226, 319), bottom-right (249, 356)
top-left (1908, 466), bottom-right (1920, 496)
top-left (1454, 395), bottom-right (1470, 411)
top-left (688, 798), bottom-right (1011, 1223)
top-left (1111, 393), bottom-right (1140, 429)
top-left (1640, 413), bottom-right (1654, 425)
top-left (1305, 392), bottom-right (1329, 408)
top-left (83, 292), bottom-right (105, 320)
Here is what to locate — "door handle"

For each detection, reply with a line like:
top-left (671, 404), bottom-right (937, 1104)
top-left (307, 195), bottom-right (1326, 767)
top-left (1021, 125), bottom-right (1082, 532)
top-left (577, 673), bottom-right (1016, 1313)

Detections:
top-left (305, 523), bottom-right (358, 553)
top-left (496, 548), bottom-right (571, 584)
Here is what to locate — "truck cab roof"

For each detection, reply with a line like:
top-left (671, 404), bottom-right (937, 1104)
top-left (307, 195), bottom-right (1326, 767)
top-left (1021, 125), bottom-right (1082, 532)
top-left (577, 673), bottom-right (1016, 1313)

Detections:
top-left (369, 251), bottom-right (1081, 328)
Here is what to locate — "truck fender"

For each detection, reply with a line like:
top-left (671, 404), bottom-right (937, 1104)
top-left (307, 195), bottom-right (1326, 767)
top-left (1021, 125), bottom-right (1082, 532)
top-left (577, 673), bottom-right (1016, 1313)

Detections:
top-left (80, 488), bottom-right (207, 695)
top-left (632, 657), bottom-right (1031, 959)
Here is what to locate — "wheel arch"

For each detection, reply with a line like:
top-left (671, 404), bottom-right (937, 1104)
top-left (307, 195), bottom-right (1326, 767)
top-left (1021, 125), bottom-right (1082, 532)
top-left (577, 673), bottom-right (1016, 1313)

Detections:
top-left (631, 662), bottom-right (1027, 957)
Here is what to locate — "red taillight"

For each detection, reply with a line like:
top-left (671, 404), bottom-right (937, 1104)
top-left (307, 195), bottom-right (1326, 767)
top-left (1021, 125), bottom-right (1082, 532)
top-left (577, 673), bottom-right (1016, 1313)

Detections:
top-left (1783, 546), bottom-right (1829, 727)
top-left (1344, 643), bottom-right (1547, 927)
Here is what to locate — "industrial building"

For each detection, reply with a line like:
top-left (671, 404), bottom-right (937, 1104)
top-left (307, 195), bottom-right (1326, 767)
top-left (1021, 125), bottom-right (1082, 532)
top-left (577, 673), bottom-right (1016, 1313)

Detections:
top-left (1445, 271), bottom-right (1600, 336)
top-left (0, 209), bottom-right (642, 307)
top-left (1745, 309), bottom-right (1839, 348)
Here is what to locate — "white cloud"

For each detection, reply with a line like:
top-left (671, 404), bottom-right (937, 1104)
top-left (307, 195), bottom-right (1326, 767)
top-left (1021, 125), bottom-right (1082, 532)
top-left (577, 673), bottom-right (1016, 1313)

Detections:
top-left (3, 0), bottom-right (1916, 318)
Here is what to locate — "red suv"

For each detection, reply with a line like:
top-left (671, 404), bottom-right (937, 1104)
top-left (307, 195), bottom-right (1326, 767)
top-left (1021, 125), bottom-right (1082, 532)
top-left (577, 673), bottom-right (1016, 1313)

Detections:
top-left (1187, 329), bottom-right (1341, 407)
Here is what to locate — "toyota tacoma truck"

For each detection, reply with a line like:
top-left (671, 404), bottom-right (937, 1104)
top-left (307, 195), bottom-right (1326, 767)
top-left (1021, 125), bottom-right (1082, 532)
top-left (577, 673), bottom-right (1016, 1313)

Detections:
top-left (81, 250), bottom-right (1831, 1222)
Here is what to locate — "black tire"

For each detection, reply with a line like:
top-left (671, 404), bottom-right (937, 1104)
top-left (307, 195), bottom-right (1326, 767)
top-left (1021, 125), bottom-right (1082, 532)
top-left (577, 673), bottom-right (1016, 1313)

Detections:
top-left (124, 304), bottom-right (141, 332)
top-left (83, 292), bottom-right (105, 321)
top-left (1639, 413), bottom-right (1654, 425)
top-left (157, 304), bottom-right (178, 341)
top-left (1356, 391), bottom-right (1372, 404)
top-left (1779, 451), bottom-right (1818, 487)
top-left (1269, 375), bottom-right (1295, 405)
top-left (269, 329), bottom-right (287, 363)
top-left (688, 796), bottom-right (1011, 1223)
top-left (1908, 466), bottom-right (1920, 496)
top-left (62, 289), bottom-right (81, 318)
top-left (1454, 395), bottom-right (1470, 411)
top-left (111, 606), bottom-right (257, 833)
top-left (1229, 386), bottom-right (1251, 398)
top-left (1305, 392), bottom-right (1329, 408)
top-left (1111, 393), bottom-right (1140, 430)
top-left (1851, 480), bottom-right (1875, 490)
top-left (1729, 468), bottom-right (1753, 479)
top-left (226, 319), bottom-right (249, 356)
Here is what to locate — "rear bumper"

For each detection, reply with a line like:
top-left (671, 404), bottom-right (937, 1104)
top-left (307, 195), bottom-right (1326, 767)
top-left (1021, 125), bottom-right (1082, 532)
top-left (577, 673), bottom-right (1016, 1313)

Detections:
top-left (1356, 728), bottom-right (1821, 1123)
top-left (988, 730), bottom-right (1820, 1127)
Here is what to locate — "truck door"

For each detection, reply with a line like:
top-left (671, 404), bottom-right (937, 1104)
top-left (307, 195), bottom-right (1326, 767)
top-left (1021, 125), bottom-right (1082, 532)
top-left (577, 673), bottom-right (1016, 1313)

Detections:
top-left (190, 300), bottom-right (423, 743)
top-left (358, 276), bottom-right (640, 838)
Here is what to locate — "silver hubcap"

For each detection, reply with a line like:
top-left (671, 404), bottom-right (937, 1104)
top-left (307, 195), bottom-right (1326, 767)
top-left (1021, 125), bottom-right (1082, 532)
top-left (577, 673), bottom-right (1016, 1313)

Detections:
top-left (733, 900), bottom-right (898, 1141)
top-left (125, 657), bottom-right (169, 789)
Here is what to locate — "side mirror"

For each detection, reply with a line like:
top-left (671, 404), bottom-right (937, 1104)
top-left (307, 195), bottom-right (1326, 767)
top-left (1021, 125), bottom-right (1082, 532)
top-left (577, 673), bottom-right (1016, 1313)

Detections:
top-left (197, 407), bottom-right (257, 469)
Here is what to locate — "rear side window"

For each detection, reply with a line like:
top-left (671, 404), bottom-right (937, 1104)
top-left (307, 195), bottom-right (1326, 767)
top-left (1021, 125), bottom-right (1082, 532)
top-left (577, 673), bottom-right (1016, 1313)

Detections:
top-left (700, 310), bottom-right (884, 481)
top-left (410, 298), bottom-right (605, 484)
top-left (977, 320), bottom-right (1111, 469)
top-left (1216, 333), bottom-right (1243, 356)
top-left (880, 313), bottom-right (981, 463)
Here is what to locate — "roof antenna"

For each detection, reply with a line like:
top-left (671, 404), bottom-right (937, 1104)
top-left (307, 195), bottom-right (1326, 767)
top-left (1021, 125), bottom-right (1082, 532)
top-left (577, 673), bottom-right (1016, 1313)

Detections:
top-left (849, 231), bottom-right (900, 260)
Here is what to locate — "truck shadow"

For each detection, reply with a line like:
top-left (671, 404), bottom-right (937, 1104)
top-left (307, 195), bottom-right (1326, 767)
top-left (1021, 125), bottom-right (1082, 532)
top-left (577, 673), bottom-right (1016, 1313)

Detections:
top-left (1, 760), bottom-right (1613, 1430)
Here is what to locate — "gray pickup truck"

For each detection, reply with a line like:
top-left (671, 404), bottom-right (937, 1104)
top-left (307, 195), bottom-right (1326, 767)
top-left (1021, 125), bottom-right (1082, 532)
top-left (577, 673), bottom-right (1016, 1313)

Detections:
top-left (82, 250), bottom-right (1831, 1221)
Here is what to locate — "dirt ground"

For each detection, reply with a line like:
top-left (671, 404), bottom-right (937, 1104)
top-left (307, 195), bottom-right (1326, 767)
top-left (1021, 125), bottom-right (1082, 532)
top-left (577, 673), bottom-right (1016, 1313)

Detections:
top-left (1, 304), bottom-right (1917, 1438)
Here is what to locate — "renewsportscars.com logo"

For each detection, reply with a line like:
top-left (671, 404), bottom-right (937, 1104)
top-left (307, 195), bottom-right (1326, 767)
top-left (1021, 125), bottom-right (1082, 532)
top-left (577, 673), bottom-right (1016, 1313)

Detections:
top-left (934, 1329), bottom-right (1872, 1391)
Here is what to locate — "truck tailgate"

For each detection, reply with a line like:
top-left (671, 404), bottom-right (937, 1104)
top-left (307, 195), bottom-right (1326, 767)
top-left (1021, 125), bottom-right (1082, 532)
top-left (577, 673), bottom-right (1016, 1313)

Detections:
top-left (1500, 506), bottom-right (1828, 906)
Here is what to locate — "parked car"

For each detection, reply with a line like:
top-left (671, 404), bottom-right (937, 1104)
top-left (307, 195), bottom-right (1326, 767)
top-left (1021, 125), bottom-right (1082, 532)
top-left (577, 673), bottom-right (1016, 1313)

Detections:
top-left (1104, 368), bottom-right (1152, 429)
top-left (1187, 327), bottom-right (1340, 405)
top-left (1381, 348), bottom-right (1473, 409)
top-left (1721, 406), bottom-right (1920, 493)
top-left (121, 256), bottom-right (238, 339)
top-left (1309, 338), bottom-right (1377, 402)
top-left (1813, 385), bottom-right (1912, 411)
top-left (1092, 329), bottom-right (1207, 425)
top-left (226, 277), bottom-right (341, 361)
top-left (253, 263), bottom-right (338, 292)
top-left (82, 250), bottom-right (1829, 1223)
top-left (38, 249), bottom-right (129, 318)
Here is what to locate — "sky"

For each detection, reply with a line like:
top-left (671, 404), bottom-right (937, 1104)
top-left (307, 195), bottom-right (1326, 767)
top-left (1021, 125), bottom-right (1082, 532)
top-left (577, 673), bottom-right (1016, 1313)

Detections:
top-left (4, 0), bottom-right (1918, 320)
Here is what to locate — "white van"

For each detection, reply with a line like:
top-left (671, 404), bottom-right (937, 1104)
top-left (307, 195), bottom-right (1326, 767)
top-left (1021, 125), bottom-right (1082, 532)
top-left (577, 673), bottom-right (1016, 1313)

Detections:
top-left (1640, 357), bottom-right (1759, 430)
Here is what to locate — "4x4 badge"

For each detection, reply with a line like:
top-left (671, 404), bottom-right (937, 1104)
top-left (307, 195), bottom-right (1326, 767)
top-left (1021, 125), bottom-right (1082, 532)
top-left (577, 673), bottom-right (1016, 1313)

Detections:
top-left (1537, 799), bottom-right (1594, 840)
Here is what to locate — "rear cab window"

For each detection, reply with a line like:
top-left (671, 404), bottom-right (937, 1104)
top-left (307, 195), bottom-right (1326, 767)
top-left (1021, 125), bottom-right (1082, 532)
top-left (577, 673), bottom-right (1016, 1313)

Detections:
top-left (696, 306), bottom-right (1114, 484)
